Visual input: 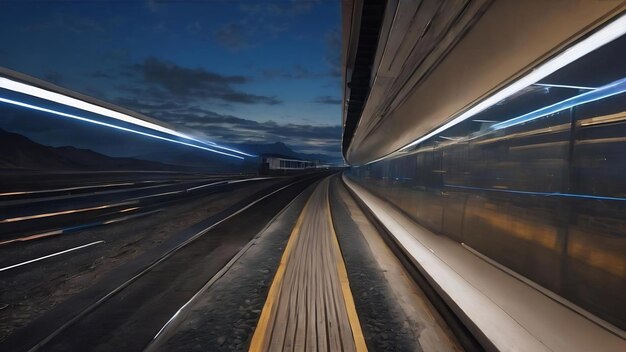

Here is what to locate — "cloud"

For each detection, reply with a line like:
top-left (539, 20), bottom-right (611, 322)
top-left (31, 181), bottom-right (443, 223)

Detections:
top-left (145, 0), bottom-right (160, 13)
top-left (104, 48), bottom-right (131, 63)
top-left (24, 13), bottom-right (104, 34)
top-left (234, 0), bottom-right (320, 42)
top-left (3, 82), bottom-right (337, 158)
top-left (219, 92), bottom-right (281, 105)
top-left (120, 103), bottom-right (341, 157)
top-left (314, 96), bottom-right (342, 105)
top-left (114, 97), bottom-right (184, 111)
top-left (128, 58), bottom-right (281, 105)
top-left (62, 15), bottom-right (105, 34)
top-left (136, 57), bottom-right (246, 91)
top-left (213, 23), bottom-right (248, 50)
top-left (90, 70), bottom-right (115, 79)
top-left (187, 21), bottom-right (203, 35)
top-left (110, 59), bottom-right (336, 155)
top-left (266, 23), bottom-right (288, 35)
top-left (261, 64), bottom-right (334, 80)
top-left (239, 1), bottom-right (320, 17)
top-left (43, 71), bottom-right (63, 85)
top-left (325, 29), bottom-right (342, 77)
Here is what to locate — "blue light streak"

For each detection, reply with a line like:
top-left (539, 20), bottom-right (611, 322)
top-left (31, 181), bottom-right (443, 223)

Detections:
top-left (445, 184), bottom-right (626, 202)
top-left (0, 96), bottom-right (245, 159)
top-left (0, 76), bottom-right (254, 158)
top-left (189, 137), bottom-right (256, 157)
top-left (492, 77), bottom-right (626, 130)
top-left (206, 142), bottom-right (256, 157)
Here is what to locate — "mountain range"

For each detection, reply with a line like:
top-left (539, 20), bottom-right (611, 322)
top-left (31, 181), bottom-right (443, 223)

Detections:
top-left (235, 142), bottom-right (340, 164)
top-left (0, 128), bottom-right (339, 172)
top-left (0, 128), bottom-right (177, 171)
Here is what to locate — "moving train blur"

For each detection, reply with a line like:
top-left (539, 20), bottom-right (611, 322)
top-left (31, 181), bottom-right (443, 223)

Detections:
top-left (343, 0), bottom-right (626, 336)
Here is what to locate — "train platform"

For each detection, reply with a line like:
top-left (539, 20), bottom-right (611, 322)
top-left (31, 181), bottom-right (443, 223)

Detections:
top-left (249, 177), bottom-right (365, 351)
top-left (145, 175), bottom-right (459, 351)
top-left (131, 173), bottom-right (626, 352)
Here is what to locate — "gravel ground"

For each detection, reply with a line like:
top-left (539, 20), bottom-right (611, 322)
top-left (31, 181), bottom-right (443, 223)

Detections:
top-left (148, 181), bottom-right (318, 352)
top-left (0, 179), bottom-right (281, 341)
top-left (147, 175), bottom-right (457, 352)
top-left (331, 176), bottom-right (463, 352)
top-left (329, 177), bottom-right (422, 352)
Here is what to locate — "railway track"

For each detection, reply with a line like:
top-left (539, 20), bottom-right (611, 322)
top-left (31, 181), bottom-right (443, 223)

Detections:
top-left (0, 172), bottom-right (330, 352)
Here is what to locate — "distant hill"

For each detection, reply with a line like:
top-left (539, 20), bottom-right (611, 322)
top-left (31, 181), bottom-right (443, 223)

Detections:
top-left (0, 128), bottom-right (340, 172)
top-left (133, 144), bottom-right (253, 172)
top-left (236, 142), bottom-right (342, 164)
top-left (0, 128), bottom-right (181, 171)
top-left (135, 141), bottom-right (341, 169)
top-left (236, 142), bottom-right (297, 158)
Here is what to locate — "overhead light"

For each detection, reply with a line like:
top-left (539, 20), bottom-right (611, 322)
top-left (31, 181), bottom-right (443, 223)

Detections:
top-left (534, 83), bottom-right (596, 90)
top-left (393, 12), bottom-right (626, 154)
top-left (0, 96), bottom-right (244, 159)
top-left (438, 136), bottom-right (463, 140)
top-left (472, 119), bottom-right (498, 123)
top-left (0, 77), bottom-right (254, 157)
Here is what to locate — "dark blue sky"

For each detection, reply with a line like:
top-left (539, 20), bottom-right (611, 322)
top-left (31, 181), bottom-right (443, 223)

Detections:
top-left (0, 0), bottom-right (342, 158)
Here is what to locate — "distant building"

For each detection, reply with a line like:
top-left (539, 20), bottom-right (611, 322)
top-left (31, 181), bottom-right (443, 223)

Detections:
top-left (259, 154), bottom-right (317, 175)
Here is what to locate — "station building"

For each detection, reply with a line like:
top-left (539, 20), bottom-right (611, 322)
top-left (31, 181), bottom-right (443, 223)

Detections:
top-left (259, 154), bottom-right (318, 175)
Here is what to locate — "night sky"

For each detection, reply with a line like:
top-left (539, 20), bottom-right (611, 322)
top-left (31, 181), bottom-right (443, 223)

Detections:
top-left (0, 0), bottom-right (342, 160)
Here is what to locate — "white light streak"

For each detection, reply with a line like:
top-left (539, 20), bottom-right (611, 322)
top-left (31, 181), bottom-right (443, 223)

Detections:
top-left (0, 241), bottom-right (104, 272)
top-left (534, 83), bottom-right (596, 90)
top-left (0, 77), bottom-right (192, 139)
top-left (0, 97), bottom-right (244, 159)
top-left (0, 182), bottom-right (135, 197)
top-left (0, 77), bottom-right (254, 157)
top-left (394, 13), bottom-right (626, 154)
top-left (227, 177), bottom-right (273, 184)
top-left (0, 230), bottom-right (63, 246)
top-left (186, 180), bottom-right (228, 192)
top-left (0, 201), bottom-right (137, 223)
top-left (438, 136), bottom-right (463, 141)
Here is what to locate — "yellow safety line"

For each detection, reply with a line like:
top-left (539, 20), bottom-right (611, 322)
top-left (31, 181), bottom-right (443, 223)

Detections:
top-left (249, 195), bottom-right (310, 352)
top-left (326, 183), bottom-right (368, 352)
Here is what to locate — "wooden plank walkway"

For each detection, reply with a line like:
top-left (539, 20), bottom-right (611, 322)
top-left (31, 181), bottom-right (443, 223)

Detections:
top-left (250, 177), bottom-right (367, 352)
